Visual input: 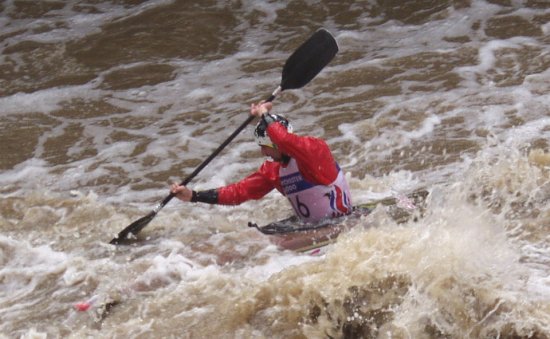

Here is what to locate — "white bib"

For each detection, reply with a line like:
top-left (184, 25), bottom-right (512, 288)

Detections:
top-left (279, 158), bottom-right (352, 222)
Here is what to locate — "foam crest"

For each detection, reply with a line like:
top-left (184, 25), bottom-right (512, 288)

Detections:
top-left (0, 236), bottom-right (69, 334)
top-left (1, 1), bottom-right (550, 337)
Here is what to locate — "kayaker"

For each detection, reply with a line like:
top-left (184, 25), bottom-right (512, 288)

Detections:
top-left (170, 101), bottom-right (353, 223)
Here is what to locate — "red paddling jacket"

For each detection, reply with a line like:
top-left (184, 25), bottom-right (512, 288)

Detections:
top-left (192, 122), bottom-right (353, 221)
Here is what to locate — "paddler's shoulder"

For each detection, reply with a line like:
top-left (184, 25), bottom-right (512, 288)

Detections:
top-left (258, 159), bottom-right (282, 176)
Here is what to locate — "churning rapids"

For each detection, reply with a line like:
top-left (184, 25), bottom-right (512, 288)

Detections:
top-left (1, 1), bottom-right (550, 338)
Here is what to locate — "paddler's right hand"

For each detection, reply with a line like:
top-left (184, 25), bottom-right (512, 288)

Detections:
top-left (170, 183), bottom-right (193, 202)
top-left (250, 101), bottom-right (273, 118)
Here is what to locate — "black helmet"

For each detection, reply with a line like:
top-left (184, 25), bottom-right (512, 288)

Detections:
top-left (254, 114), bottom-right (293, 148)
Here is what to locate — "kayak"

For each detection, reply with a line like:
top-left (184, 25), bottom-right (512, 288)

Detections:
top-left (248, 190), bottom-right (429, 254)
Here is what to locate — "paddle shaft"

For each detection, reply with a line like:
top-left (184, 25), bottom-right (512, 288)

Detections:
top-left (153, 91), bottom-right (279, 215)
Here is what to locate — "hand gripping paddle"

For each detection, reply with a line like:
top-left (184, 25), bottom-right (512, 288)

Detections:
top-left (110, 28), bottom-right (338, 244)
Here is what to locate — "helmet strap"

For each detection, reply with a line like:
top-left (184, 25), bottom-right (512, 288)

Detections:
top-left (281, 154), bottom-right (291, 164)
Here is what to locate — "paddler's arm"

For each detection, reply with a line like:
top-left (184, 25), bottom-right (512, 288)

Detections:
top-left (251, 100), bottom-right (338, 185)
top-left (266, 121), bottom-right (338, 185)
top-left (216, 167), bottom-right (277, 204)
top-left (170, 162), bottom-right (279, 205)
top-left (170, 183), bottom-right (218, 204)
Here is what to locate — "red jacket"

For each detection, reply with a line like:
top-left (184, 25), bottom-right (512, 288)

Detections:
top-left (217, 122), bottom-right (339, 205)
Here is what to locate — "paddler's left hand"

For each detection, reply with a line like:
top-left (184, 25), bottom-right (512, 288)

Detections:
top-left (170, 183), bottom-right (193, 202)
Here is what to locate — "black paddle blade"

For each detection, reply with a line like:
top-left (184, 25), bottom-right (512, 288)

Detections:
top-left (281, 29), bottom-right (338, 91)
top-left (109, 212), bottom-right (156, 244)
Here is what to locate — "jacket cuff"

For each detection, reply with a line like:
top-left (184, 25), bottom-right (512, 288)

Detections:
top-left (190, 189), bottom-right (219, 204)
top-left (261, 113), bottom-right (276, 125)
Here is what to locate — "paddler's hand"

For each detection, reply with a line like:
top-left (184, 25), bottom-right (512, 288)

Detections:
top-left (170, 183), bottom-right (193, 202)
top-left (250, 101), bottom-right (272, 118)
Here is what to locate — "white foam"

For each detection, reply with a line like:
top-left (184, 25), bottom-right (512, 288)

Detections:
top-left (403, 114), bottom-right (441, 140)
top-left (1, 2), bottom-right (550, 337)
top-left (0, 158), bottom-right (50, 191)
top-left (0, 0), bottom-right (175, 46)
top-left (0, 85), bottom-right (96, 115)
top-left (0, 236), bottom-right (68, 295)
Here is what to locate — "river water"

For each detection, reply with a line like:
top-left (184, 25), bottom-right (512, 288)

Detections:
top-left (1, 0), bottom-right (550, 338)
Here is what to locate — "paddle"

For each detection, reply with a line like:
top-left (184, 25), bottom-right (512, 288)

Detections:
top-left (110, 28), bottom-right (339, 244)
